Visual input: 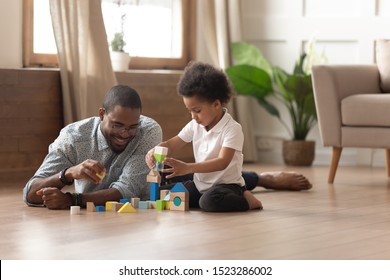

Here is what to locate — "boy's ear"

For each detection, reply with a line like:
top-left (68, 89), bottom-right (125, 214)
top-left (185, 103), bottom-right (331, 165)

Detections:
top-left (213, 99), bottom-right (222, 108)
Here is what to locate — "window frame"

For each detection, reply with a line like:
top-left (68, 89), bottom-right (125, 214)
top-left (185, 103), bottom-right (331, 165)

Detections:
top-left (23, 0), bottom-right (196, 70)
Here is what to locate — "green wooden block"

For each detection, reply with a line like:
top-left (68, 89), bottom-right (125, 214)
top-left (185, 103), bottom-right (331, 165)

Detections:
top-left (156, 200), bottom-right (165, 211)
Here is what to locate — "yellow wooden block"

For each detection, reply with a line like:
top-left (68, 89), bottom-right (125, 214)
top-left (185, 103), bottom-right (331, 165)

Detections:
top-left (96, 171), bottom-right (106, 181)
top-left (117, 202), bottom-right (137, 213)
top-left (105, 201), bottom-right (118, 211)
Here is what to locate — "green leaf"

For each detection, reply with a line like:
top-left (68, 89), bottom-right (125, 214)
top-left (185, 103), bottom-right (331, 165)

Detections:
top-left (231, 42), bottom-right (273, 76)
top-left (226, 65), bottom-right (273, 98)
top-left (284, 75), bottom-right (313, 101)
top-left (257, 98), bottom-right (280, 118)
top-left (293, 53), bottom-right (306, 75)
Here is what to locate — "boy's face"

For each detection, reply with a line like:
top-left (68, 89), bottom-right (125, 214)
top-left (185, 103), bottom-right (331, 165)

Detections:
top-left (98, 105), bottom-right (140, 153)
top-left (183, 95), bottom-right (223, 131)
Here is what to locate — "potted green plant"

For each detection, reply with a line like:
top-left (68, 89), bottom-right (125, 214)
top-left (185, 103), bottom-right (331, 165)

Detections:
top-left (110, 34), bottom-right (130, 72)
top-left (109, 5), bottom-right (130, 71)
top-left (111, 32), bottom-right (126, 52)
top-left (226, 41), bottom-right (326, 166)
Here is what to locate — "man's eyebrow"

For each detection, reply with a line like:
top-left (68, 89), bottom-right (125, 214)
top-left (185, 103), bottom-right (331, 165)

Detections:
top-left (130, 122), bottom-right (140, 127)
top-left (112, 121), bottom-right (140, 127)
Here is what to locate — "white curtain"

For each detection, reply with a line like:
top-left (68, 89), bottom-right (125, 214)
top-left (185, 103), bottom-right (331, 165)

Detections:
top-left (50, 0), bottom-right (117, 124)
top-left (200, 0), bottom-right (258, 162)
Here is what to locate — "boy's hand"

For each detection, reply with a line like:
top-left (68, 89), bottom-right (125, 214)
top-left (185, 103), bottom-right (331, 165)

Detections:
top-left (163, 157), bottom-right (190, 179)
top-left (145, 148), bottom-right (156, 169)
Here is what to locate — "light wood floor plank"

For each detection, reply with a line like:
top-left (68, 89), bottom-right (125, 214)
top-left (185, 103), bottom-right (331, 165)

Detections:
top-left (1, 164), bottom-right (390, 259)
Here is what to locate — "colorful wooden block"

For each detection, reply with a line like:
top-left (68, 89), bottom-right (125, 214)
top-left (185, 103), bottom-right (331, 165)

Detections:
top-left (86, 201), bottom-right (96, 212)
top-left (170, 183), bottom-right (188, 193)
top-left (96, 171), bottom-right (106, 182)
top-left (153, 146), bottom-right (168, 162)
top-left (120, 198), bottom-right (130, 204)
top-left (117, 202), bottom-right (137, 213)
top-left (131, 198), bottom-right (140, 208)
top-left (160, 190), bottom-right (170, 200)
top-left (156, 200), bottom-right (165, 211)
top-left (169, 183), bottom-right (189, 211)
top-left (139, 201), bottom-right (149, 209)
top-left (70, 206), bottom-right (81, 215)
top-left (105, 201), bottom-right (118, 211)
top-left (170, 192), bottom-right (189, 211)
top-left (96, 206), bottom-right (105, 212)
top-left (153, 146), bottom-right (168, 171)
top-left (112, 203), bottom-right (124, 212)
top-left (146, 170), bottom-right (161, 183)
top-left (149, 182), bottom-right (160, 201)
top-left (147, 200), bottom-right (156, 209)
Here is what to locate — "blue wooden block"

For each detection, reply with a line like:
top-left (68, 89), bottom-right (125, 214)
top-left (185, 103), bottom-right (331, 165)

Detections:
top-left (120, 198), bottom-right (130, 204)
top-left (139, 201), bottom-right (149, 209)
top-left (95, 206), bottom-right (105, 212)
top-left (170, 183), bottom-right (188, 193)
top-left (149, 182), bottom-right (160, 201)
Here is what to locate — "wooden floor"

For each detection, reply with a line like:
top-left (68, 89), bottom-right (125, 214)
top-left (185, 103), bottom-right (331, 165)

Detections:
top-left (2, 164), bottom-right (390, 260)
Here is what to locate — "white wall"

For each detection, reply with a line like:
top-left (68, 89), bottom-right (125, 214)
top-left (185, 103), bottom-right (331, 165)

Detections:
top-left (0, 0), bottom-right (23, 68)
top-left (2, 0), bottom-right (390, 167)
top-left (240, 0), bottom-right (390, 167)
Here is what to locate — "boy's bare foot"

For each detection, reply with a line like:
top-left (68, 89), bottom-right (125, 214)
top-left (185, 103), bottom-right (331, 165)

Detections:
top-left (258, 171), bottom-right (312, 191)
top-left (243, 190), bottom-right (263, 210)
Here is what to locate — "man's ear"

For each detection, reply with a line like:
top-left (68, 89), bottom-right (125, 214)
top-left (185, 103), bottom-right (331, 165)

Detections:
top-left (98, 108), bottom-right (105, 121)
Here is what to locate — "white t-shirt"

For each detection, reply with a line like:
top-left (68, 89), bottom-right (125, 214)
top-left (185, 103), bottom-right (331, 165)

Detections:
top-left (178, 109), bottom-right (245, 192)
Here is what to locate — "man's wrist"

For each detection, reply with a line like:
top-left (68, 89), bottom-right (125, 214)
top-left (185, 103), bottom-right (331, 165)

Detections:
top-left (66, 192), bottom-right (83, 207)
top-left (60, 168), bottom-right (74, 185)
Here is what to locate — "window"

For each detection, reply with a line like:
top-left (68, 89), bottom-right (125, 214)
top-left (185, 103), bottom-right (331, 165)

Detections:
top-left (23, 0), bottom-right (196, 69)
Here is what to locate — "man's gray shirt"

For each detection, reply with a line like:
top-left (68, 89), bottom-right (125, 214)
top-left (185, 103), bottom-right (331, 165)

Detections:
top-left (23, 115), bottom-right (162, 206)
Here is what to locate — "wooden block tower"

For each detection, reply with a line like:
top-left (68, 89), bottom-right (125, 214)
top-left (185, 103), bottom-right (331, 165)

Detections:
top-left (147, 146), bottom-right (167, 201)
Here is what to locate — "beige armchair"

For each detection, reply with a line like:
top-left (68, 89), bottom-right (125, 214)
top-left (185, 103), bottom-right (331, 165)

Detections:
top-left (312, 60), bottom-right (390, 183)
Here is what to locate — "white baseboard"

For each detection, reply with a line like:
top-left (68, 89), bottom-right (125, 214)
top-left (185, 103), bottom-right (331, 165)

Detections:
top-left (253, 135), bottom-right (386, 167)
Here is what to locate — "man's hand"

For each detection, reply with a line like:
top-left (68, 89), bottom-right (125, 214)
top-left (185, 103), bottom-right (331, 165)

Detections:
top-left (36, 188), bottom-right (72, 210)
top-left (67, 159), bottom-right (106, 184)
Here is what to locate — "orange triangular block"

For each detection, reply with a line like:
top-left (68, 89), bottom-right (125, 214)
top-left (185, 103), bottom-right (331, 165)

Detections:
top-left (117, 202), bottom-right (137, 213)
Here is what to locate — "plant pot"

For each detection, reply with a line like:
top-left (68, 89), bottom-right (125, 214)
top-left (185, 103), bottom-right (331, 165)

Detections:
top-left (110, 51), bottom-right (130, 72)
top-left (282, 140), bottom-right (315, 166)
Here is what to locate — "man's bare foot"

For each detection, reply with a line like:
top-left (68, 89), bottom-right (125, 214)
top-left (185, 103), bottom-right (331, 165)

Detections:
top-left (243, 190), bottom-right (263, 210)
top-left (258, 171), bottom-right (312, 191)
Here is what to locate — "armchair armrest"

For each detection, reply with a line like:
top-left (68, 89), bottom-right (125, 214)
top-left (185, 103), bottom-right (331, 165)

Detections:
top-left (311, 64), bottom-right (381, 147)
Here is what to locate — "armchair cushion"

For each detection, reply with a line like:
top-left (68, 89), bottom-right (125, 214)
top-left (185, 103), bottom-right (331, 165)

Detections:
top-left (376, 39), bottom-right (390, 92)
top-left (342, 94), bottom-right (390, 127)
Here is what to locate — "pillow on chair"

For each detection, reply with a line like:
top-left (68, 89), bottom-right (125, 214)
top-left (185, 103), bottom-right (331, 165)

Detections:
top-left (376, 39), bottom-right (390, 92)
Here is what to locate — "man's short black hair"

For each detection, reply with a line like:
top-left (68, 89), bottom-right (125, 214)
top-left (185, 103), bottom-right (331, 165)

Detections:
top-left (103, 84), bottom-right (142, 112)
